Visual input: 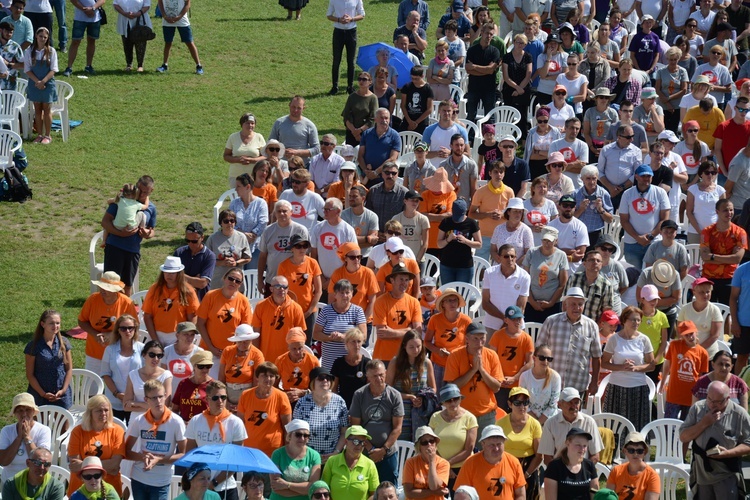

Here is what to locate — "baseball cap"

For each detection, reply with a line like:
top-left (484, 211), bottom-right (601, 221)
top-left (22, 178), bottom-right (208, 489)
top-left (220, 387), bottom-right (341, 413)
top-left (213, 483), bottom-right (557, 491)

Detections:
top-left (452, 198), bottom-right (468, 222)
top-left (692, 277), bottom-right (715, 288)
top-left (660, 219), bottom-right (679, 230)
top-left (186, 221), bottom-right (204, 235)
top-left (542, 226), bottom-right (559, 242)
top-left (678, 320), bottom-right (699, 336)
top-left (566, 427), bottom-right (593, 440)
top-left (559, 194), bottom-right (576, 205)
top-left (559, 387), bottom-right (581, 402)
top-left (420, 276), bottom-right (436, 288)
top-left (414, 141), bottom-right (428, 151)
top-left (480, 425), bottom-right (507, 441)
top-left (405, 190), bottom-right (424, 201)
top-left (505, 305), bottom-right (524, 319)
top-left (635, 164), bottom-right (654, 176)
top-left (600, 310), bottom-right (620, 325)
top-left (466, 322), bottom-right (486, 335)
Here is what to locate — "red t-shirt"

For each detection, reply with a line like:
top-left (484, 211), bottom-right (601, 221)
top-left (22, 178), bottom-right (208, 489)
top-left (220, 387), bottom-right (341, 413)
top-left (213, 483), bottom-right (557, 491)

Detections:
top-left (713, 119), bottom-right (750, 173)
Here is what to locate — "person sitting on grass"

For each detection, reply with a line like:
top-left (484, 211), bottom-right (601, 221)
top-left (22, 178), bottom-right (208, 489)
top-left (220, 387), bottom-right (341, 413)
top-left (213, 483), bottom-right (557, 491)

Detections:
top-left (155, 0), bottom-right (202, 74)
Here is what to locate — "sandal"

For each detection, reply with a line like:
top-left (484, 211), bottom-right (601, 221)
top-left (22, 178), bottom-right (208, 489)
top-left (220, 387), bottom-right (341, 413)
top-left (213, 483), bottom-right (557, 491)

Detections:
top-left (137, 67), bottom-right (144, 73)
top-left (33, 135), bottom-right (43, 143)
top-left (41, 136), bottom-right (51, 144)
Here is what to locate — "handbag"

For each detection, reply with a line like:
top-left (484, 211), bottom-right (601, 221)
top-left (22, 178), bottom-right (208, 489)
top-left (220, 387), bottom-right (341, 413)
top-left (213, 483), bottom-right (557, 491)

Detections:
top-left (98, 6), bottom-right (107, 25)
top-left (130, 13), bottom-right (156, 43)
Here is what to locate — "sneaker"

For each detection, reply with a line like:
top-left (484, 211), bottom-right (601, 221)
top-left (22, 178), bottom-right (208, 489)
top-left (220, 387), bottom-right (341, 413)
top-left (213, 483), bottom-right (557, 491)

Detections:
top-left (62, 67), bottom-right (72, 77)
top-left (59, 45), bottom-right (67, 53)
top-left (328, 86), bottom-right (339, 95)
top-left (156, 64), bottom-right (168, 73)
top-left (41, 136), bottom-right (51, 144)
top-left (346, 86), bottom-right (354, 94)
top-left (195, 65), bottom-right (204, 75)
top-left (84, 65), bottom-right (95, 75)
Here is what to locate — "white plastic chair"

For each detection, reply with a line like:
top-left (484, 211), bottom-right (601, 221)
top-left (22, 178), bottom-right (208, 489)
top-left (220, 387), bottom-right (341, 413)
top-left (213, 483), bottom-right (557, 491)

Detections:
top-left (48, 465), bottom-right (70, 492)
top-left (88, 230), bottom-right (139, 294)
top-left (137, 328), bottom-right (150, 344)
top-left (37, 405), bottom-right (74, 466)
top-left (478, 105), bottom-right (522, 126)
top-left (592, 412), bottom-right (637, 464)
top-left (594, 374), bottom-right (655, 415)
top-left (398, 131), bottom-right (422, 157)
top-left (685, 244), bottom-right (701, 269)
top-left (130, 290), bottom-right (147, 325)
top-left (120, 475), bottom-right (132, 500)
top-left (462, 120), bottom-right (481, 163)
top-left (622, 19), bottom-right (637, 35)
top-left (51, 80), bottom-right (74, 141)
top-left (493, 123), bottom-right (522, 142)
top-left (422, 253), bottom-right (441, 285)
top-left (169, 474), bottom-right (184, 500)
top-left (0, 129), bottom-right (21, 172)
top-left (15, 78), bottom-right (33, 139)
top-left (595, 461), bottom-right (611, 481)
top-left (243, 269), bottom-right (263, 300)
top-left (249, 296), bottom-right (264, 310)
top-left (649, 462), bottom-right (692, 500)
top-left (640, 418), bottom-right (688, 467)
top-left (472, 256), bottom-right (491, 289)
top-left (527, 94), bottom-right (537, 129)
top-left (524, 322), bottom-right (544, 344)
top-left (716, 339), bottom-right (731, 354)
top-left (395, 440), bottom-right (416, 492)
top-left (589, 19), bottom-right (601, 31)
top-left (113, 417), bottom-right (127, 432)
top-left (213, 188), bottom-right (239, 232)
top-left (439, 281), bottom-right (482, 318)
top-left (449, 84), bottom-right (466, 119)
top-left (0, 90), bottom-right (25, 134)
top-left (69, 369), bottom-right (105, 421)
top-left (680, 275), bottom-right (696, 307)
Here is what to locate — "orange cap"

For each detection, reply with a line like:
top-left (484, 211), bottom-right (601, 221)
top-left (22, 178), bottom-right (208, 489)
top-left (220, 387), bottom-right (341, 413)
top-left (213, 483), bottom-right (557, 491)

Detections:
top-left (678, 320), bottom-right (698, 336)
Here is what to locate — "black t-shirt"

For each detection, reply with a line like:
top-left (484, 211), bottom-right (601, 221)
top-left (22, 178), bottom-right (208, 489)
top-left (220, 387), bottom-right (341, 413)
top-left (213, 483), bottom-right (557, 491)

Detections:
top-left (544, 458), bottom-right (597, 500)
top-left (479, 143), bottom-right (502, 178)
top-left (400, 82), bottom-right (434, 121)
top-left (371, 85), bottom-right (396, 110)
top-left (466, 42), bottom-right (501, 94)
top-left (728, 5), bottom-right (750, 51)
top-left (501, 51), bottom-right (532, 90)
top-left (330, 354), bottom-right (370, 407)
top-left (437, 216), bottom-right (480, 268)
top-left (503, 158), bottom-right (532, 195)
top-left (393, 25), bottom-right (428, 61)
top-left (652, 164), bottom-right (674, 190)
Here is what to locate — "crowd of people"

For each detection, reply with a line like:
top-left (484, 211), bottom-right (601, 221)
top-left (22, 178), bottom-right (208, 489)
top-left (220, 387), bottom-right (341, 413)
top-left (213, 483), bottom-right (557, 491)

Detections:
top-left (14, 0), bottom-right (750, 497)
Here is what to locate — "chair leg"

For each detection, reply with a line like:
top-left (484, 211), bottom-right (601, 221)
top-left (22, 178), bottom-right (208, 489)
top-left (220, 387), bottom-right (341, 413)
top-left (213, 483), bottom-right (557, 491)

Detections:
top-left (62, 111), bottom-right (69, 142)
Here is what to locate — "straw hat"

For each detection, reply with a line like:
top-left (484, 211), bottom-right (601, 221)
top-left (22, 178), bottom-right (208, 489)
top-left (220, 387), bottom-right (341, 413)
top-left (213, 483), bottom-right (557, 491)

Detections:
top-left (91, 271), bottom-right (125, 293)
top-left (422, 168), bottom-right (455, 194)
top-left (435, 288), bottom-right (466, 310)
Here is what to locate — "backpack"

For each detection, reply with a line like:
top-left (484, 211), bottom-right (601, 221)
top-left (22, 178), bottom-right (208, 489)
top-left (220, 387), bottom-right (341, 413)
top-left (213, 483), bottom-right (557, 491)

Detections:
top-left (13, 148), bottom-right (27, 172)
top-left (0, 164), bottom-right (32, 202)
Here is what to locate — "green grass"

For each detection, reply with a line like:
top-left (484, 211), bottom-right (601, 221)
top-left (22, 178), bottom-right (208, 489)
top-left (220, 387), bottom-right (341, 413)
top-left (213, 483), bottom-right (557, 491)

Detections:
top-left (0, 0), bottom-right (443, 425)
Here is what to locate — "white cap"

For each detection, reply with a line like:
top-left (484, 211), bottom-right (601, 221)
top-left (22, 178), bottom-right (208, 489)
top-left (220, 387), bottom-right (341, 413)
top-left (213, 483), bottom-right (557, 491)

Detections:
top-left (385, 237), bottom-right (406, 253)
top-left (285, 419), bottom-right (310, 433)
top-left (657, 130), bottom-right (679, 143)
top-left (480, 425), bottom-right (507, 441)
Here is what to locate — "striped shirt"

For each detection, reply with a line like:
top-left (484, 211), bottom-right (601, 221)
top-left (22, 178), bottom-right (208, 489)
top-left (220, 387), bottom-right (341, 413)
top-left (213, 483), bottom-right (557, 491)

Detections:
top-left (316, 303), bottom-right (367, 371)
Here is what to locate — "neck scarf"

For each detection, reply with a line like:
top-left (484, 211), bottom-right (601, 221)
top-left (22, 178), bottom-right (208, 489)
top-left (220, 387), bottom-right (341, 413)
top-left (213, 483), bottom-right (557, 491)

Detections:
top-left (14, 470), bottom-right (50, 500)
top-left (435, 55), bottom-right (450, 65)
top-left (145, 407), bottom-right (172, 434)
top-left (488, 180), bottom-right (505, 194)
top-left (202, 408), bottom-right (232, 442)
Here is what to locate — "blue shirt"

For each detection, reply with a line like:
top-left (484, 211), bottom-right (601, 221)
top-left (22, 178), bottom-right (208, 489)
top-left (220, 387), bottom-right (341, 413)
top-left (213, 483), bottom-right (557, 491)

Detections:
top-left (438, 12), bottom-right (471, 37)
top-left (574, 185), bottom-right (613, 232)
top-left (525, 39), bottom-right (544, 89)
top-left (360, 126), bottom-right (401, 170)
top-left (732, 261), bottom-right (750, 326)
top-left (174, 244), bottom-right (216, 301)
top-left (104, 201), bottom-right (157, 253)
top-left (504, 158), bottom-right (531, 196)
top-left (397, 0), bottom-right (429, 30)
top-left (229, 196), bottom-right (268, 253)
top-left (0, 15), bottom-right (32, 47)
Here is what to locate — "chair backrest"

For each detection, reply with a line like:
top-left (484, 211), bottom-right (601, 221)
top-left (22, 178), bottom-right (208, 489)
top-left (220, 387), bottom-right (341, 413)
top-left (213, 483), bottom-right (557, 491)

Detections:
top-left (120, 474), bottom-right (132, 500)
top-left (36, 405), bottom-right (75, 465)
top-left (395, 440), bottom-right (416, 485)
top-left (640, 418), bottom-right (685, 464)
top-left (70, 369), bottom-right (105, 408)
top-left (0, 90), bottom-right (25, 117)
top-left (243, 269), bottom-right (263, 300)
top-left (16, 78), bottom-right (27, 95)
top-left (716, 339), bottom-right (732, 355)
top-left (714, 303), bottom-right (730, 323)
top-left (449, 84), bottom-right (464, 102)
top-left (684, 244), bottom-right (701, 269)
top-left (249, 296), bottom-right (264, 310)
top-left (594, 461), bottom-right (611, 481)
top-left (0, 129), bottom-right (22, 158)
top-left (473, 256), bottom-right (491, 289)
top-left (622, 19), bottom-right (637, 35)
top-left (169, 474), bottom-right (184, 500)
top-left (649, 462), bottom-right (690, 500)
top-left (493, 123), bottom-right (523, 142)
top-left (48, 465), bottom-right (70, 491)
top-left (680, 275), bottom-right (696, 307)
top-left (422, 253), bottom-right (441, 285)
top-left (130, 290), bottom-right (147, 308)
top-left (113, 417), bottom-right (127, 432)
top-left (398, 131), bottom-right (423, 156)
top-left (137, 328), bottom-right (150, 344)
top-left (462, 120), bottom-right (481, 162)
top-left (53, 80), bottom-right (74, 109)
top-left (589, 19), bottom-right (601, 31)
top-left (439, 281), bottom-right (482, 317)
top-left (479, 105), bottom-right (522, 126)
top-left (593, 412), bottom-right (637, 462)
top-left (524, 322), bottom-right (544, 344)
top-left (593, 373), bottom-right (611, 414)
top-left (527, 94), bottom-right (537, 128)
top-left (213, 188), bottom-right (239, 232)
top-left (89, 231), bottom-right (105, 292)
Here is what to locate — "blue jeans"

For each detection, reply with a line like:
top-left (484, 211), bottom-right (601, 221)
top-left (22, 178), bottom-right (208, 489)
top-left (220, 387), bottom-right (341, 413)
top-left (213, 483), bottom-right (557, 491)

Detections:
top-left (624, 242), bottom-right (649, 268)
top-left (477, 236), bottom-right (492, 263)
top-left (244, 247), bottom-right (261, 270)
top-left (439, 264), bottom-right (473, 285)
top-left (49, 0), bottom-right (67, 49)
top-left (131, 479), bottom-right (169, 500)
top-left (374, 449), bottom-right (399, 487)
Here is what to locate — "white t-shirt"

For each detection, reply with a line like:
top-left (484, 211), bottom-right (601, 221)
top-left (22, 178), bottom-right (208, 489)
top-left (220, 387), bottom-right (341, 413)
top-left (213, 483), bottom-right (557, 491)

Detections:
top-left (185, 413), bottom-right (248, 490)
top-left (310, 219), bottom-right (357, 278)
top-left (555, 73), bottom-right (588, 114)
top-left (0, 422), bottom-right (51, 484)
top-left (126, 412), bottom-right (186, 486)
top-left (279, 190), bottom-right (326, 232)
top-left (483, 264), bottom-right (531, 330)
top-left (679, 92), bottom-right (717, 113)
top-left (619, 185), bottom-right (670, 244)
top-left (523, 198), bottom-right (558, 247)
top-left (674, 140), bottom-right (711, 175)
top-left (549, 103), bottom-right (576, 131)
top-left (161, 0), bottom-right (190, 27)
top-left (128, 369), bottom-right (174, 417)
top-left (548, 217), bottom-right (589, 273)
top-left (162, 344), bottom-right (203, 397)
top-left (686, 183), bottom-right (725, 234)
top-left (368, 242), bottom-right (416, 269)
top-left (677, 302), bottom-right (724, 358)
top-left (604, 332), bottom-right (653, 387)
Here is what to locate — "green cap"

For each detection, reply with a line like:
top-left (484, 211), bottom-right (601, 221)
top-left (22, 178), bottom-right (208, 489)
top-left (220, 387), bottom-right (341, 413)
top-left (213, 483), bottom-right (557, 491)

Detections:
top-left (345, 425), bottom-right (372, 440)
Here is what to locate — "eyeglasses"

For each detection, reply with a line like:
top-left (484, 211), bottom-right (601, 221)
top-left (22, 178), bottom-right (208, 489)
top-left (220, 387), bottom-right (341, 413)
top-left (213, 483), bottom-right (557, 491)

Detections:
top-left (226, 276), bottom-right (243, 284)
top-left (358, 77), bottom-right (370, 81)
top-left (291, 179), bottom-right (306, 184)
top-left (737, 107), bottom-right (750, 113)
top-left (245, 483), bottom-right (264, 490)
top-left (567, 62), bottom-right (577, 66)
top-left (537, 119), bottom-right (549, 124)
top-left (549, 163), bottom-right (564, 169)
top-left (711, 51), bottom-right (722, 55)
top-left (185, 238), bottom-right (200, 244)
top-left (687, 129), bottom-right (699, 133)
top-left (619, 135), bottom-right (635, 140)
top-left (419, 438), bottom-right (437, 445)
top-left (222, 219), bottom-right (236, 224)
top-left (511, 400), bottom-right (531, 407)
top-left (119, 325), bottom-right (135, 332)
top-left (386, 230), bottom-right (402, 236)
top-left (561, 203), bottom-right (576, 209)
top-left (599, 246), bottom-right (616, 253)
top-left (383, 171), bottom-right (398, 176)
top-left (147, 352), bottom-right (164, 359)
top-left (267, 147), bottom-right (280, 152)
top-left (293, 243), bottom-right (310, 249)
top-left (501, 145), bottom-right (515, 149)
top-left (272, 284), bottom-right (289, 290)
top-left (323, 206), bottom-right (338, 211)
top-left (443, 396), bottom-right (461, 404)
top-left (197, 364), bottom-right (213, 370)
top-left (348, 438), bottom-right (366, 446)
top-left (294, 431), bottom-right (311, 439)
top-left (320, 141), bottom-right (334, 146)
top-left (316, 374), bottom-right (333, 382)
top-left (687, 23), bottom-right (697, 27)
top-left (29, 459), bottom-right (52, 468)
top-left (82, 473), bottom-right (103, 480)
top-left (704, 170), bottom-right (718, 176)
top-left (537, 355), bottom-right (554, 362)
top-left (312, 493), bottom-right (331, 499)
top-left (625, 447), bottom-right (646, 455)
top-left (347, 254), bottom-right (363, 260)
top-left (389, 249), bottom-right (405, 255)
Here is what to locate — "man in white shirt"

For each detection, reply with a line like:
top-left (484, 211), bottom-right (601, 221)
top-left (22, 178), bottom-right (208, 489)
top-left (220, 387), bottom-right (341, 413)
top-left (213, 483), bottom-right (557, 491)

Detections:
top-left (311, 197), bottom-right (357, 289)
top-left (598, 124), bottom-right (643, 211)
top-left (550, 117), bottom-right (589, 190)
top-left (549, 194), bottom-right (590, 273)
top-left (326, 0), bottom-right (365, 94)
top-left (279, 169), bottom-right (326, 232)
top-left (309, 134), bottom-right (345, 197)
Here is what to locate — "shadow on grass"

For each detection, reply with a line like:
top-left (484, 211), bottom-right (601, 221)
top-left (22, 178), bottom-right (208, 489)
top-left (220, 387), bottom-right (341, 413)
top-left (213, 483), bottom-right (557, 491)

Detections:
top-left (142, 237), bottom-right (185, 249)
top-left (4, 331), bottom-right (34, 343)
top-left (64, 298), bottom-right (88, 308)
top-left (244, 91), bottom-right (337, 105)
top-left (215, 17), bottom-right (285, 22)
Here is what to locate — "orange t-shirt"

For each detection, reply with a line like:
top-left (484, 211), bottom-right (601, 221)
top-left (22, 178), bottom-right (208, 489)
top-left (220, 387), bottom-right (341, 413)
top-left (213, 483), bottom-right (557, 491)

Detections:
top-left (470, 183), bottom-right (514, 237)
top-left (275, 351), bottom-right (320, 391)
top-left (328, 181), bottom-right (368, 205)
top-left (372, 293), bottom-right (423, 361)
top-left (78, 292), bottom-right (138, 359)
top-left (444, 346), bottom-right (503, 416)
top-left (420, 191), bottom-right (457, 249)
top-left (251, 296), bottom-right (307, 362)
top-left (403, 455), bottom-right (451, 500)
top-left (328, 265), bottom-right (379, 321)
top-left (664, 339), bottom-right (709, 406)
top-left (141, 283), bottom-right (200, 333)
top-left (454, 452), bottom-right (526, 500)
top-left (277, 256), bottom-right (322, 313)
top-left (196, 290), bottom-right (253, 351)
top-left (66, 425), bottom-right (125, 496)
top-left (237, 387), bottom-right (292, 457)
top-left (220, 344), bottom-right (265, 385)
top-left (426, 312), bottom-right (473, 367)
top-left (253, 183), bottom-right (278, 213)
top-left (376, 258), bottom-right (421, 295)
top-left (488, 329), bottom-right (534, 385)
top-left (607, 463), bottom-right (661, 499)
top-left (700, 223), bottom-right (748, 279)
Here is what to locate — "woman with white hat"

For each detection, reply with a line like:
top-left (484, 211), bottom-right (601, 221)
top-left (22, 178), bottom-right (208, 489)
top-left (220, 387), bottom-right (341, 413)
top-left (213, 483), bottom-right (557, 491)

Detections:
top-left (142, 256), bottom-right (200, 347)
top-left (522, 226), bottom-right (569, 324)
top-left (0, 393), bottom-right (51, 485)
top-left (264, 139), bottom-right (289, 192)
top-left (270, 419), bottom-right (322, 500)
top-left (218, 324), bottom-right (263, 409)
top-left (424, 289), bottom-right (471, 389)
top-left (69, 456), bottom-right (119, 500)
top-left (78, 270), bottom-right (138, 374)
top-left (490, 198), bottom-right (533, 266)
top-left (402, 426), bottom-right (450, 499)
top-left (172, 350), bottom-right (214, 421)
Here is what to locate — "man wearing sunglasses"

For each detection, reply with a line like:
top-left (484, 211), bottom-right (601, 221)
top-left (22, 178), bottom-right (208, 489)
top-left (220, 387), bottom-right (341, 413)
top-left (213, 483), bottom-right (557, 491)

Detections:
top-left (713, 96), bottom-right (750, 179)
top-left (174, 221), bottom-right (216, 301)
top-left (1, 447), bottom-right (64, 500)
top-left (599, 124), bottom-right (642, 211)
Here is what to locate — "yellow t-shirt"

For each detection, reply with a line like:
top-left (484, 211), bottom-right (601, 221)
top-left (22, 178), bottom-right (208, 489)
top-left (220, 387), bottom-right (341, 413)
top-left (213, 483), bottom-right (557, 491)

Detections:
top-left (428, 410), bottom-right (478, 468)
top-left (495, 415), bottom-right (543, 458)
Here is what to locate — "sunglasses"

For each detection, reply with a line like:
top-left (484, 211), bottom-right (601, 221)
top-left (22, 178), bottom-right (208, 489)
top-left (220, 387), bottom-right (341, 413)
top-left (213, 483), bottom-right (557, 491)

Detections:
top-left (687, 129), bottom-right (699, 133)
top-left (537, 119), bottom-right (549, 123)
top-left (555, 92), bottom-right (566, 96)
top-left (226, 276), bottom-right (243, 284)
top-left (119, 325), bottom-right (135, 332)
top-left (419, 438), bottom-right (437, 446)
top-left (317, 374), bottom-right (333, 381)
top-left (29, 459), bottom-right (52, 468)
top-left (320, 141), bottom-right (334, 146)
top-left (537, 355), bottom-right (554, 362)
top-left (383, 171), bottom-right (398, 176)
top-left (737, 107), bottom-right (750, 113)
top-left (711, 51), bottom-right (722, 55)
top-left (197, 364), bottom-right (213, 370)
top-left (348, 438), bottom-right (366, 446)
top-left (704, 170), bottom-right (718, 176)
top-left (501, 145), bottom-right (515, 149)
top-left (293, 243), bottom-right (310, 249)
top-left (291, 179), bottom-right (306, 184)
top-left (599, 246), bottom-right (616, 253)
top-left (82, 473), bottom-right (103, 480)
top-left (273, 284), bottom-right (289, 290)
top-left (687, 23), bottom-right (697, 27)
top-left (511, 400), bottom-right (531, 407)
top-left (389, 249), bottom-right (405, 255)
top-left (294, 431), bottom-right (311, 439)
top-left (222, 219), bottom-right (236, 224)
top-left (245, 483), bottom-right (264, 490)
top-left (619, 135), bottom-right (635, 140)
top-left (267, 147), bottom-right (280, 152)
top-left (312, 493), bottom-right (331, 499)
top-left (147, 352), bottom-right (164, 359)
top-left (443, 396), bottom-right (461, 404)
top-left (185, 238), bottom-right (200, 244)
top-left (549, 163), bottom-right (564, 169)
top-left (358, 77), bottom-right (370, 81)
top-left (561, 203), bottom-right (576, 209)
top-left (625, 447), bottom-right (646, 455)
top-left (386, 230), bottom-right (401, 236)
top-left (347, 254), bottom-right (363, 260)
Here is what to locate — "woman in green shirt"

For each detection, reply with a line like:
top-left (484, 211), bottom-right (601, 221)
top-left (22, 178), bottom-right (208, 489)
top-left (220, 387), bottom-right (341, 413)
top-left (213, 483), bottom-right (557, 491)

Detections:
top-left (174, 462), bottom-right (220, 500)
top-left (321, 425), bottom-right (379, 500)
top-left (270, 419), bottom-right (322, 500)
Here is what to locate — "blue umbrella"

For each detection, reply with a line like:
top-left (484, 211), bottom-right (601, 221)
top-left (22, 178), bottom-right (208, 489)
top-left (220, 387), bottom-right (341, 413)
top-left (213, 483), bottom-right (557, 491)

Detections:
top-left (175, 444), bottom-right (280, 474)
top-left (357, 42), bottom-right (414, 88)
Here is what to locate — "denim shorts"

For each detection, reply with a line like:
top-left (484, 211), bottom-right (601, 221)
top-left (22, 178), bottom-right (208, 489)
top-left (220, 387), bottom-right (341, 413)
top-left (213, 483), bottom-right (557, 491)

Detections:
top-left (72, 20), bottom-right (100, 40)
top-left (163, 25), bottom-right (193, 43)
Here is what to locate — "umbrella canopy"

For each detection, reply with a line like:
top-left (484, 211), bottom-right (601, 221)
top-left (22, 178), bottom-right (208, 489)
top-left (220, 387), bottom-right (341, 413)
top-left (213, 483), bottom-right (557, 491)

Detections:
top-left (357, 42), bottom-right (414, 88)
top-left (175, 444), bottom-right (281, 474)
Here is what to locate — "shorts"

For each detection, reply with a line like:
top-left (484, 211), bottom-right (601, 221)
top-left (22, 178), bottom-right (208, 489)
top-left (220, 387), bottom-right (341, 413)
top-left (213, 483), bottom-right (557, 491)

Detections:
top-left (163, 25), bottom-right (193, 43)
top-left (72, 19), bottom-right (100, 40)
top-left (103, 244), bottom-right (140, 287)
top-left (734, 326), bottom-right (750, 355)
